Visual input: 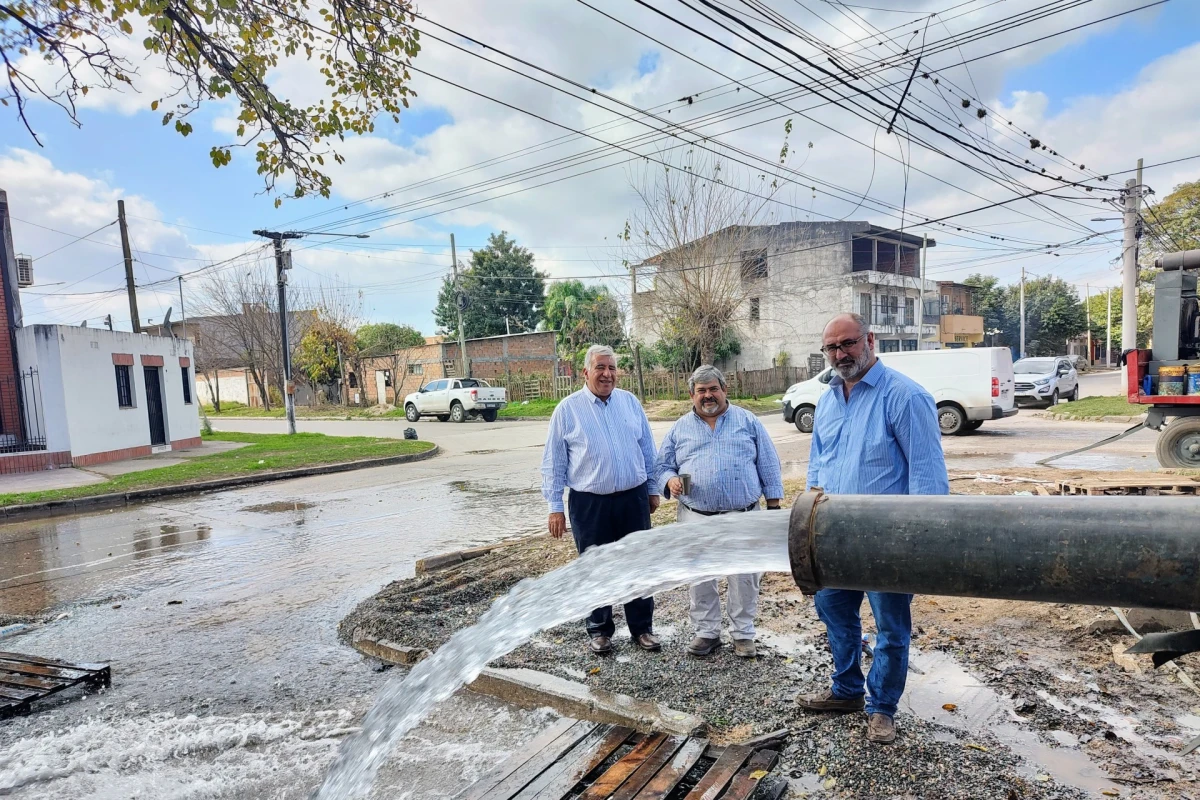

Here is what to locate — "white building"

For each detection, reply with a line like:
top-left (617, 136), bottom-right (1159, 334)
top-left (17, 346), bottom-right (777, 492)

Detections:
top-left (631, 221), bottom-right (942, 371)
top-left (13, 325), bottom-right (201, 469)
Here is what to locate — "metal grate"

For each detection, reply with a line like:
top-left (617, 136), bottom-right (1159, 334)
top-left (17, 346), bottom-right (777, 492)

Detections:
top-left (0, 368), bottom-right (47, 453)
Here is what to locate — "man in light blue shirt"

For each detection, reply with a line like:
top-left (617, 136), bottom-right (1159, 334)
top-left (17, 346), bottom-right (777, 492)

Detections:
top-left (799, 313), bottom-right (949, 745)
top-left (657, 365), bottom-right (784, 659)
top-left (541, 345), bottom-right (662, 656)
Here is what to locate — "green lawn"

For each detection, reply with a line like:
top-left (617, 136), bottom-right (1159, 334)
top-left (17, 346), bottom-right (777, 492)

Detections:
top-left (1048, 395), bottom-right (1145, 419)
top-left (0, 431), bottom-right (434, 508)
top-left (498, 398), bottom-right (562, 418)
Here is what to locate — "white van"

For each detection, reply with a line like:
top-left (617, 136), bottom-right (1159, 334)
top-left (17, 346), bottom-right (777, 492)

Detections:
top-left (781, 347), bottom-right (1018, 435)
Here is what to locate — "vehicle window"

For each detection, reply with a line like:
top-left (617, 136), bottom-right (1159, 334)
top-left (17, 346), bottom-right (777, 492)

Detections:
top-left (459, 379), bottom-right (483, 388)
top-left (818, 368), bottom-right (834, 384)
top-left (1014, 358), bottom-right (1056, 374)
top-left (429, 380), bottom-right (446, 391)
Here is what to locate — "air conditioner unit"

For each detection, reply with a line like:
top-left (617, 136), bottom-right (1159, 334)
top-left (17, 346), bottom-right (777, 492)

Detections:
top-left (15, 254), bottom-right (33, 287)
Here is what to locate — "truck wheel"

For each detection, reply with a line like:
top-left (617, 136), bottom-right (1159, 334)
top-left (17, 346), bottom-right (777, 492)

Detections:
top-left (794, 405), bottom-right (815, 434)
top-left (404, 404), bottom-right (420, 422)
top-left (481, 410), bottom-right (498, 422)
top-left (450, 402), bottom-right (467, 423)
top-left (1156, 418), bottom-right (1200, 469)
top-left (937, 403), bottom-right (966, 436)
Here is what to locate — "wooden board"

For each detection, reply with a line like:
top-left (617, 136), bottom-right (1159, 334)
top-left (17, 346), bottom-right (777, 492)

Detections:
top-left (0, 652), bottom-right (110, 719)
top-left (683, 745), bottom-right (753, 800)
top-left (1058, 477), bottom-right (1200, 497)
top-left (518, 725), bottom-right (633, 800)
top-left (461, 718), bottom-right (589, 800)
top-left (719, 750), bottom-right (780, 800)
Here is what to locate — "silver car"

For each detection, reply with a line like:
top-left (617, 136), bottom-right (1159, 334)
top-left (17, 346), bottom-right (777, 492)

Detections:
top-left (1013, 357), bottom-right (1079, 407)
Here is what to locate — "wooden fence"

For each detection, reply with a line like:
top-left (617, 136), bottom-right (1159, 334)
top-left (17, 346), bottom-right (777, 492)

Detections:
top-left (489, 365), bottom-right (807, 404)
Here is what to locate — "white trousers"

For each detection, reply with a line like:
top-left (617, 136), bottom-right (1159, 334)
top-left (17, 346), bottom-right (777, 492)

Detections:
top-left (678, 502), bottom-right (762, 641)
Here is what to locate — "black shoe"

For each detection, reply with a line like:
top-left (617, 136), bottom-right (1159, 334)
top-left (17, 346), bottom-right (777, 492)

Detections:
top-left (589, 636), bottom-right (613, 655)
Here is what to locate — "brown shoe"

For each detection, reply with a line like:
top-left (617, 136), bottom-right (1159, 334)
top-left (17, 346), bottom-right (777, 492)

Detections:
top-left (589, 636), bottom-right (612, 655)
top-left (732, 639), bottom-right (757, 659)
top-left (867, 713), bottom-right (896, 744)
top-left (635, 633), bottom-right (662, 652)
top-left (687, 636), bottom-right (722, 657)
top-left (796, 688), bottom-right (865, 713)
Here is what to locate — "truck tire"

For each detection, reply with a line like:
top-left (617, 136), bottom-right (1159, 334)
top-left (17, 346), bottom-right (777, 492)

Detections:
top-left (481, 410), bottom-right (498, 423)
top-left (937, 403), bottom-right (966, 436)
top-left (794, 405), bottom-right (815, 434)
top-left (404, 404), bottom-right (420, 422)
top-left (450, 402), bottom-right (467, 423)
top-left (1156, 418), bottom-right (1200, 469)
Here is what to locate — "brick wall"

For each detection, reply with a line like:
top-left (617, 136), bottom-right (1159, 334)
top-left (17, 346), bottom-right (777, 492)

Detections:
top-left (441, 331), bottom-right (558, 381)
top-left (0, 450), bottom-right (72, 474)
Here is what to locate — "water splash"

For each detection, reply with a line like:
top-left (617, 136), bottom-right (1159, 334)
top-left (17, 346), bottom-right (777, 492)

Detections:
top-left (314, 512), bottom-right (791, 798)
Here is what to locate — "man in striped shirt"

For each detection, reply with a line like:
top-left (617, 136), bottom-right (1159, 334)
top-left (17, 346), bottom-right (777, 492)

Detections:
top-left (541, 344), bottom-right (663, 656)
top-left (657, 365), bottom-right (784, 659)
top-left (798, 313), bottom-right (949, 745)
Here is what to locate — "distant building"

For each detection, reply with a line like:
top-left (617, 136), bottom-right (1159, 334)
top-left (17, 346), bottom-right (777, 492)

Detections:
top-left (935, 281), bottom-right (985, 348)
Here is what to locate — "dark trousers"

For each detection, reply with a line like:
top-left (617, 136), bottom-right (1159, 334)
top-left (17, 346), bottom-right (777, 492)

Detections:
top-left (567, 482), bottom-right (654, 639)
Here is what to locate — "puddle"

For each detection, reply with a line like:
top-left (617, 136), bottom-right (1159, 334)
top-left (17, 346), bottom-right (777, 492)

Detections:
top-left (240, 501), bottom-right (316, 513)
top-left (946, 452), bottom-right (1155, 472)
top-left (448, 481), bottom-right (540, 497)
top-left (757, 629), bottom-right (818, 657)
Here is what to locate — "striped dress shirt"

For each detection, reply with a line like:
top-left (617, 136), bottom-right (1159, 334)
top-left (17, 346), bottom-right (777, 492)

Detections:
top-left (656, 404), bottom-right (784, 513)
top-left (806, 360), bottom-right (949, 496)
top-left (541, 386), bottom-right (659, 513)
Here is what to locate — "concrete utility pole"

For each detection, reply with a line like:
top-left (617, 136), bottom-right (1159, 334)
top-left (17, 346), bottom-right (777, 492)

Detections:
top-left (919, 234), bottom-right (928, 350)
top-left (451, 233), bottom-right (470, 378)
top-left (1019, 267), bottom-right (1026, 359)
top-left (253, 230), bottom-right (302, 434)
top-left (1106, 287), bottom-right (1113, 368)
top-left (117, 200), bottom-right (141, 333)
top-left (178, 275), bottom-right (187, 330)
top-left (1120, 158), bottom-right (1143, 391)
top-left (1085, 284), bottom-right (1091, 363)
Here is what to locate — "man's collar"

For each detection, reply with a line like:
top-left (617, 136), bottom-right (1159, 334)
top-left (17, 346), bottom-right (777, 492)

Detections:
top-left (828, 358), bottom-right (884, 389)
top-left (582, 384), bottom-right (610, 404)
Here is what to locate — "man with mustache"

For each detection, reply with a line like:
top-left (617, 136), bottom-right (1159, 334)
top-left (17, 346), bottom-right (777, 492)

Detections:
top-left (542, 344), bottom-right (663, 656)
top-left (656, 364), bottom-right (784, 659)
top-left (798, 313), bottom-right (948, 744)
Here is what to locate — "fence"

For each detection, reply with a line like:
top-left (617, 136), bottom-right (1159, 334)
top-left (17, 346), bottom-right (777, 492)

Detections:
top-left (489, 365), bottom-right (807, 404)
top-left (0, 368), bottom-right (47, 453)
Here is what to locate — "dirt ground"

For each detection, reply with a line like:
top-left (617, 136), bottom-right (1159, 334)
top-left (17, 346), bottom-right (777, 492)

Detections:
top-left (341, 472), bottom-right (1200, 799)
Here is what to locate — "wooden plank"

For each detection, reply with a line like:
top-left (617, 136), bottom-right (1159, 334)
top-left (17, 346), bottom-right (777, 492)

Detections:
top-left (576, 733), bottom-right (669, 800)
top-left (0, 652), bottom-right (107, 671)
top-left (518, 725), bottom-right (633, 800)
top-left (608, 735), bottom-right (686, 800)
top-left (459, 718), bottom-right (585, 800)
top-left (682, 744), bottom-right (753, 800)
top-left (0, 684), bottom-right (38, 700)
top-left (631, 737), bottom-right (708, 799)
top-left (475, 721), bottom-right (597, 800)
top-left (0, 657), bottom-right (90, 681)
top-left (0, 671), bottom-right (63, 691)
top-left (717, 750), bottom-right (779, 800)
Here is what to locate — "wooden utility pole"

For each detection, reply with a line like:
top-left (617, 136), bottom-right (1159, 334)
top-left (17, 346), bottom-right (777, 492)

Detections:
top-left (451, 233), bottom-right (470, 378)
top-left (117, 200), bottom-right (140, 333)
top-left (633, 344), bottom-right (646, 401)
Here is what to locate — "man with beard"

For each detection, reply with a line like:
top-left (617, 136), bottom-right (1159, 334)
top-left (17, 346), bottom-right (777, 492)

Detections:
top-left (797, 313), bottom-right (948, 744)
top-left (542, 344), bottom-right (663, 656)
top-left (656, 365), bottom-right (784, 659)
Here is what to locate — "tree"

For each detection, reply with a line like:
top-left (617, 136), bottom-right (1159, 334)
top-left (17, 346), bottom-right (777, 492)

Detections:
top-left (964, 273), bottom-right (1086, 356)
top-left (1, 0), bottom-right (421, 202)
top-left (355, 322), bottom-right (424, 356)
top-left (1084, 270), bottom-right (1157, 350)
top-left (294, 320), bottom-right (355, 398)
top-left (1142, 179), bottom-right (1200, 264)
top-left (543, 280), bottom-right (624, 362)
top-left (647, 323), bottom-right (740, 373)
top-left (434, 232), bottom-right (546, 339)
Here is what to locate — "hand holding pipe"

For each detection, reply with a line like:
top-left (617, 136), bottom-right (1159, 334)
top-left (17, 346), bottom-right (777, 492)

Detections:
top-left (788, 490), bottom-right (1200, 611)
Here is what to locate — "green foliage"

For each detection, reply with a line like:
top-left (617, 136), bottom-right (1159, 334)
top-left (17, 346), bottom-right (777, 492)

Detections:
top-left (295, 322), bottom-right (354, 386)
top-left (1141, 179), bottom-right (1200, 265)
top-left (1083, 271), bottom-right (1156, 349)
top-left (543, 280), bottom-right (624, 357)
top-left (964, 273), bottom-right (1086, 356)
top-left (646, 321), bottom-right (741, 371)
top-left (434, 232), bottom-right (546, 338)
top-left (355, 322), bottom-right (424, 356)
top-left (1, 0), bottom-right (422, 202)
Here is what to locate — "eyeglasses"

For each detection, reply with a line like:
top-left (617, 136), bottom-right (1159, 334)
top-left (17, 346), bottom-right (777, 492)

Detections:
top-left (820, 335), bottom-right (865, 356)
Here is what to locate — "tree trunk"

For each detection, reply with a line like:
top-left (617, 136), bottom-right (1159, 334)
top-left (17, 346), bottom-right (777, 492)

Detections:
top-left (251, 368), bottom-right (271, 411)
top-left (700, 345), bottom-right (716, 366)
top-left (213, 371), bottom-right (221, 412)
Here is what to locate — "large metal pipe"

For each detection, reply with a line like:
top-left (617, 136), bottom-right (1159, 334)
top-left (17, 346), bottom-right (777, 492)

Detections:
top-left (1155, 249), bottom-right (1200, 272)
top-left (788, 492), bottom-right (1200, 611)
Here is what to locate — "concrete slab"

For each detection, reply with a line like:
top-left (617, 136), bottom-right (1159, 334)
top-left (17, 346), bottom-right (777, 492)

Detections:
top-left (88, 457), bottom-right (189, 476)
top-left (173, 440), bottom-right (250, 457)
top-left (0, 467), bottom-right (106, 494)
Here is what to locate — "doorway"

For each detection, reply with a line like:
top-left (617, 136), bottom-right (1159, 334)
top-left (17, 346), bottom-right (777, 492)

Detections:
top-left (144, 366), bottom-right (167, 446)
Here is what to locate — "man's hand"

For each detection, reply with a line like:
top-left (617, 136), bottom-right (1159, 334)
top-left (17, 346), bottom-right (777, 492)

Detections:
top-left (548, 512), bottom-right (567, 539)
top-left (766, 499), bottom-right (782, 509)
top-left (666, 477), bottom-right (684, 497)
top-left (649, 494), bottom-right (662, 513)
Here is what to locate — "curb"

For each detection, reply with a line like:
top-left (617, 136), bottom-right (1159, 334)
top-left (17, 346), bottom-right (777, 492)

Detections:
top-left (415, 533), bottom-right (547, 575)
top-left (0, 444), bottom-right (440, 523)
top-left (1047, 413), bottom-right (1146, 424)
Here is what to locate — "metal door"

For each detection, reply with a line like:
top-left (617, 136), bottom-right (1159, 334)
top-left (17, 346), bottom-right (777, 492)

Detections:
top-left (144, 366), bottom-right (167, 446)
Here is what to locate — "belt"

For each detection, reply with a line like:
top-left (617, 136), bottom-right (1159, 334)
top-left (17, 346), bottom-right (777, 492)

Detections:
top-left (681, 502), bottom-right (758, 516)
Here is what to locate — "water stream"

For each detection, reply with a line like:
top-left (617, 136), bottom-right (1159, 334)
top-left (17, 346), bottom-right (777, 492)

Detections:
top-left (314, 512), bottom-right (792, 799)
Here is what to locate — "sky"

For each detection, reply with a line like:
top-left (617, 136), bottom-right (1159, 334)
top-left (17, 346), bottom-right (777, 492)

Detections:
top-left (2, 0), bottom-right (1199, 336)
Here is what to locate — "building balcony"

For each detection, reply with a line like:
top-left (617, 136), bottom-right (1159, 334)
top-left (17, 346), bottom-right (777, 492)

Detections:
top-left (869, 321), bottom-right (939, 338)
top-left (850, 271), bottom-right (937, 292)
top-left (940, 314), bottom-right (984, 345)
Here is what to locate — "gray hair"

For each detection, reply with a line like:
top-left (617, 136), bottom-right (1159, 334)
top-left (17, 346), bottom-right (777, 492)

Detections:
top-left (688, 365), bottom-right (726, 392)
top-left (584, 344), bottom-right (616, 370)
top-left (825, 312), bottom-right (870, 337)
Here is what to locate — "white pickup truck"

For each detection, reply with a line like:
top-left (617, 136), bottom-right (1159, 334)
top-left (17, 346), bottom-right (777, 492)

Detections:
top-left (403, 378), bottom-right (507, 423)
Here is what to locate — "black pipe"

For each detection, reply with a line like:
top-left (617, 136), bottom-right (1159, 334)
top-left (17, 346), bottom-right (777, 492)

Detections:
top-left (788, 492), bottom-right (1200, 611)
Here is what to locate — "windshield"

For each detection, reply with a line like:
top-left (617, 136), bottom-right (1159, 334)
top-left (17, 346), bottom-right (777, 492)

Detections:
top-left (1014, 358), bottom-right (1056, 374)
top-left (458, 378), bottom-right (490, 388)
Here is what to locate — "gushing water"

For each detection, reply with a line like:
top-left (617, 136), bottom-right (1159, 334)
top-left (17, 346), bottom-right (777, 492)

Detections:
top-left (314, 512), bottom-right (791, 798)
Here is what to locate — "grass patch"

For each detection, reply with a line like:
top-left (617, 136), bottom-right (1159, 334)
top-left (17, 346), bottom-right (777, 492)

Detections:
top-left (498, 398), bottom-right (561, 418)
top-left (0, 431), bottom-right (434, 508)
top-left (1048, 395), bottom-right (1145, 419)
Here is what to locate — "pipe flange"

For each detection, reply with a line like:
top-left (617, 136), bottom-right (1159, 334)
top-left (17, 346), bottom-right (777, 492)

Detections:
top-left (788, 489), bottom-right (825, 595)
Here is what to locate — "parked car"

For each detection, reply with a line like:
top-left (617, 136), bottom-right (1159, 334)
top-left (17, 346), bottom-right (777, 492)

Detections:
top-left (404, 378), bottom-right (507, 423)
top-left (780, 347), bottom-right (1018, 435)
top-left (1013, 356), bottom-right (1078, 407)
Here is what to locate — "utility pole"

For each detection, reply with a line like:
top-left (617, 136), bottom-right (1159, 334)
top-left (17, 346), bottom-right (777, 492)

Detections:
top-left (1019, 267), bottom-right (1026, 359)
top-left (1106, 287), bottom-right (1112, 369)
top-left (177, 275), bottom-right (187, 330)
top-left (918, 234), bottom-right (928, 350)
top-left (1120, 158), bottom-right (1143, 391)
top-left (117, 200), bottom-right (141, 333)
top-left (253, 230), bottom-right (302, 434)
top-left (451, 233), bottom-right (470, 378)
top-left (1085, 284), bottom-right (1091, 364)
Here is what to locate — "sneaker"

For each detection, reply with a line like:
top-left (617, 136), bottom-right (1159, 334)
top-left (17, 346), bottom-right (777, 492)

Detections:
top-left (867, 713), bottom-right (897, 744)
top-left (732, 639), bottom-right (757, 658)
top-left (686, 636), bottom-right (722, 657)
top-left (796, 688), bottom-right (866, 713)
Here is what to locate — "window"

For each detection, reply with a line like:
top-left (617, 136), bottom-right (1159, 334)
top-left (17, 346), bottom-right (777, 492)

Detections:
top-left (899, 245), bottom-right (919, 277)
top-left (904, 297), bottom-right (916, 326)
top-left (181, 367), bottom-right (192, 404)
top-left (348, 371), bottom-right (358, 388)
top-left (876, 241), bottom-right (898, 273)
top-left (740, 249), bottom-right (768, 282)
top-left (879, 339), bottom-right (900, 353)
top-left (902, 339), bottom-right (918, 351)
top-left (382, 370), bottom-right (392, 387)
top-left (408, 363), bottom-right (423, 375)
top-left (115, 365), bottom-right (133, 408)
top-left (749, 297), bottom-right (761, 322)
top-left (852, 237), bottom-right (874, 272)
top-left (859, 293), bottom-right (872, 322)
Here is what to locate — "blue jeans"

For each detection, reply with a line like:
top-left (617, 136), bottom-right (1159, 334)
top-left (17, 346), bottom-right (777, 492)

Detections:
top-left (814, 589), bottom-right (913, 718)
